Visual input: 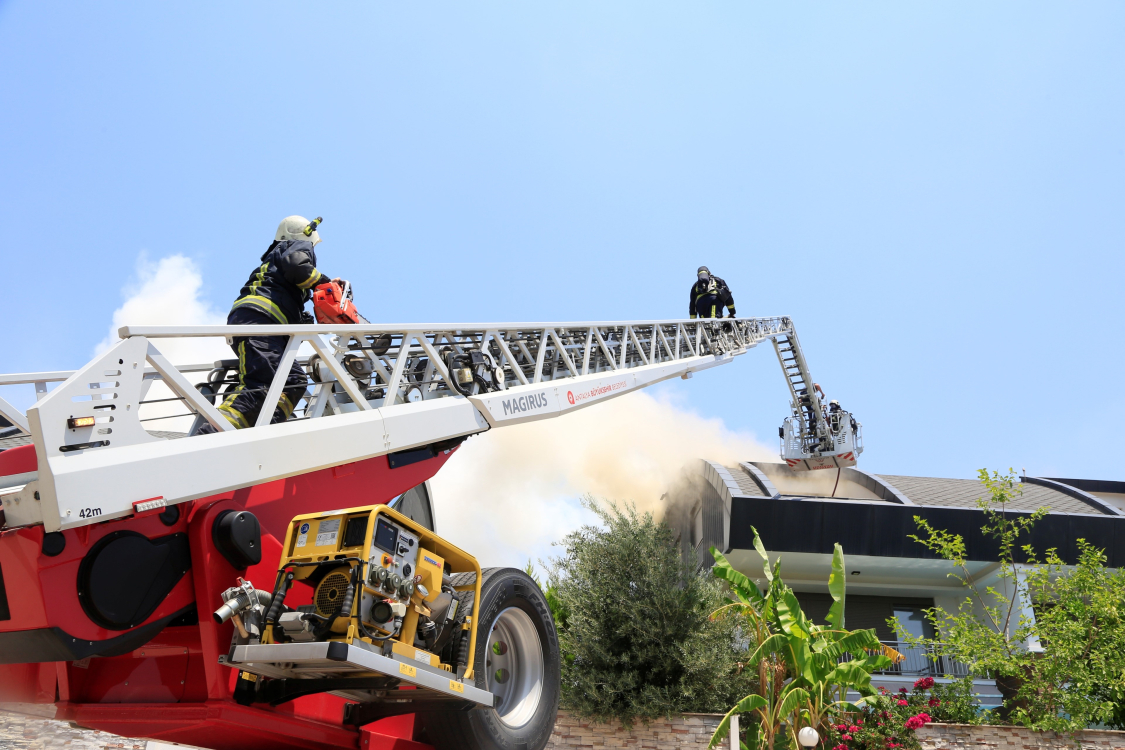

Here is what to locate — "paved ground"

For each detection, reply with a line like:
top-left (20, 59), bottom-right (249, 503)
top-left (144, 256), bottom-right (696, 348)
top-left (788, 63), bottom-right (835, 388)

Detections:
top-left (0, 712), bottom-right (144, 750)
top-left (0, 709), bottom-right (150, 750)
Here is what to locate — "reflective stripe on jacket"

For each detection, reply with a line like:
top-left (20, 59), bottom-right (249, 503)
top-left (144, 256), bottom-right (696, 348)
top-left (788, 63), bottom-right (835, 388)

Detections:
top-left (689, 275), bottom-right (736, 318)
top-left (230, 240), bottom-right (329, 324)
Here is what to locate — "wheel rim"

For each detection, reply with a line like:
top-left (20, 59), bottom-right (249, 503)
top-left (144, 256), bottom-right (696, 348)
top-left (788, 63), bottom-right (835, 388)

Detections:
top-left (484, 606), bottom-right (544, 728)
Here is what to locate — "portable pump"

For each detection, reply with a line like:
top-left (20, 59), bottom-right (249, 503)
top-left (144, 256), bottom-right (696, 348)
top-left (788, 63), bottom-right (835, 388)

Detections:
top-left (213, 504), bottom-right (492, 714)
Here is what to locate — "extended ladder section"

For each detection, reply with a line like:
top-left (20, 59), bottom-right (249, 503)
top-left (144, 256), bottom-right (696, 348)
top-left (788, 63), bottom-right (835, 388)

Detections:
top-left (772, 333), bottom-right (862, 471)
top-left (2, 317), bottom-right (804, 532)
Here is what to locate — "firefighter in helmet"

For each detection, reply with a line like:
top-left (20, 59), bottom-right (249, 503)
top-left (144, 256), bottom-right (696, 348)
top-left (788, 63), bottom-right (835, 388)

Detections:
top-left (688, 266), bottom-right (736, 319)
top-left (199, 216), bottom-right (346, 433)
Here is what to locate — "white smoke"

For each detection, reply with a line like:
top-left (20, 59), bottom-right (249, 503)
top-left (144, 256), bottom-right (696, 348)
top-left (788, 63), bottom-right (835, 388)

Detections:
top-left (99, 254), bottom-right (229, 431)
top-left (98, 253), bottom-right (228, 362)
top-left (429, 390), bottom-right (774, 569)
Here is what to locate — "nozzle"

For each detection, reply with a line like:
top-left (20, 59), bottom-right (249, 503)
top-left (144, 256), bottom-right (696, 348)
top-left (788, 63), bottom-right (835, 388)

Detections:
top-left (214, 594), bottom-right (248, 624)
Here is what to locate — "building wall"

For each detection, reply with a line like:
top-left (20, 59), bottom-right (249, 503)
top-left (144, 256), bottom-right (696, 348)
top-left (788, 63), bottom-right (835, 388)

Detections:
top-left (794, 592), bottom-right (934, 641)
top-left (548, 716), bottom-right (1125, 750)
top-left (547, 711), bottom-right (724, 749)
top-left (918, 723), bottom-right (1125, 750)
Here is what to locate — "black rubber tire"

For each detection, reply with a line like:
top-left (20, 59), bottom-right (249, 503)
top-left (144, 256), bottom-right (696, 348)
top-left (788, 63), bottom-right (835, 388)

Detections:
top-left (415, 567), bottom-right (560, 750)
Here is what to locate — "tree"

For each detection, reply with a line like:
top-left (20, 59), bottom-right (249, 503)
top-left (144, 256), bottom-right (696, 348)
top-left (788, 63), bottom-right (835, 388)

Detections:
top-left (901, 469), bottom-right (1125, 731)
top-left (548, 496), bottom-right (757, 726)
top-left (709, 530), bottom-right (899, 750)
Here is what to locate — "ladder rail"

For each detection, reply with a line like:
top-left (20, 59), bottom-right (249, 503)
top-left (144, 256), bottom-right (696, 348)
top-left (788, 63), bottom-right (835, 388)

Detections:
top-left (771, 332), bottom-right (829, 455)
top-left (5, 317), bottom-right (796, 532)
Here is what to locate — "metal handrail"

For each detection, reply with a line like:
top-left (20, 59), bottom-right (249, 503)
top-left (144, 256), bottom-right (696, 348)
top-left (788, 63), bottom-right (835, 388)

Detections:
top-left (6, 316), bottom-right (796, 533)
top-left (840, 640), bottom-right (973, 678)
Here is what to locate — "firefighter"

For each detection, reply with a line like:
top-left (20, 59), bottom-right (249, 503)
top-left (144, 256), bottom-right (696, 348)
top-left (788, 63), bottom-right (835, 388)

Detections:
top-left (199, 215), bottom-right (345, 434)
top-left (688, 266), bottom-right (736, 319)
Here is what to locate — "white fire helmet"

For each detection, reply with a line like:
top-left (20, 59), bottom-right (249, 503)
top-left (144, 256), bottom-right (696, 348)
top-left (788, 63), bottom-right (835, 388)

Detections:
top-left (275, 215), bottom-right (323, 246)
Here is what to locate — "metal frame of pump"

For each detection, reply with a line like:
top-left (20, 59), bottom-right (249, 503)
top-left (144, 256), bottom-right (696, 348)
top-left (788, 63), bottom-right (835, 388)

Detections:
top-left (214, 505), bottom-right (488, 712)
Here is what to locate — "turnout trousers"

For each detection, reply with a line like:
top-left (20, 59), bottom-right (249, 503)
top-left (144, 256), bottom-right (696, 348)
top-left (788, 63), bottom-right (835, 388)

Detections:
top-left (203, 306), bottom-right (309, 431)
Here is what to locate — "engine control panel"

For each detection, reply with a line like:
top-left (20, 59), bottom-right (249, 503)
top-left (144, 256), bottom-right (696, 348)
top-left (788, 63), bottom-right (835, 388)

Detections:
top-left (368, 515), bottom-right (419, 597)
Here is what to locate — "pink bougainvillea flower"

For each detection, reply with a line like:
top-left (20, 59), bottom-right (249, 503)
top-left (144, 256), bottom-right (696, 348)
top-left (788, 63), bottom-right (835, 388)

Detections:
top-left (848, 726), bottom-right (859, 733)
top-left (842, 735), bottom-right (853, 741)
top-left (928, 698), bottom-right (940, 707)
top-left (914, 677), bottom-right (935, 690)
top-left (897, 699), bottom-right (909, 706)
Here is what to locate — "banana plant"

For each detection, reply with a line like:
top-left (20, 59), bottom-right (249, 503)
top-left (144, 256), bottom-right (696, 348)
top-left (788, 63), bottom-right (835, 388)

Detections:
top-left (708, 528), bottom-right (903, 750)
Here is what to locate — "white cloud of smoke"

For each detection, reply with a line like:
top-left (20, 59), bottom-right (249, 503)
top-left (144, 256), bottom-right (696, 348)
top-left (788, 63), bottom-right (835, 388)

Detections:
top-left (98, 253), bottom-right (227, 362)
top-left (99, 254), bottom-right (229, 431)
top-left (430, 390), bottom-right (774, 570)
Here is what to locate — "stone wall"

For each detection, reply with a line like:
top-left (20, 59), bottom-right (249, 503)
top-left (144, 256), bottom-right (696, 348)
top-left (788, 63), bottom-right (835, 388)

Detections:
top-left (918, 723), bottom-right (1125, 750)
top-left (546, 710), bottom-right (724, 749)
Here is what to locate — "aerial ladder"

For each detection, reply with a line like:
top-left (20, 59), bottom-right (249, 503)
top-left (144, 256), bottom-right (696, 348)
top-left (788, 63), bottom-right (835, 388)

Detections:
top-left (773, 332), bottom-right (862, 470)
top-left (0, 315), bottom-right (860, 750)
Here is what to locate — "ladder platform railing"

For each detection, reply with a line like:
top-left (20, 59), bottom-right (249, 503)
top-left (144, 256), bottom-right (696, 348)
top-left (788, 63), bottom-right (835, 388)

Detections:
top-left (3, 317), bottom-right (794, 532)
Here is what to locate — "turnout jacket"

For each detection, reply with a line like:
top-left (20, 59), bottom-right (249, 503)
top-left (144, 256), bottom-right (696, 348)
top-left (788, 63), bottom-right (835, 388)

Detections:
top-left (689, 275), bottom-right (736, 318)
top-left (230, 240), bottom-right (329, 324)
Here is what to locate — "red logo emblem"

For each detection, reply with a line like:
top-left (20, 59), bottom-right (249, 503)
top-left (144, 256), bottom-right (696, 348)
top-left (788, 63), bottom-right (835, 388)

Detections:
top-left (567, 391), bottom-right (575, 405)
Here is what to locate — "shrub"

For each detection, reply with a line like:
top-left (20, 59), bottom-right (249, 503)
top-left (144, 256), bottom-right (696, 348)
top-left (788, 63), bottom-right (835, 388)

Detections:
top-left (822, 678), bottom-right (981, 750)
top-left (548, 496), bottom-right (757, 726)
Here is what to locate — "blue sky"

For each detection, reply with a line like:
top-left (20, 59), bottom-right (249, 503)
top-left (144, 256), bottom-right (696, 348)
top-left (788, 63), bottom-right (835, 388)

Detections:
top-left (2, 1), bottom-right (1122, 482)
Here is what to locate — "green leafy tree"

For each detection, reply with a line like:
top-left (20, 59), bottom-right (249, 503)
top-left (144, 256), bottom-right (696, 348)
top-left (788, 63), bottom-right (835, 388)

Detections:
top-left (708, 529), bottom-right (898, 750)
top-left (548, 497), bottom-right (757, 727)
top-left (901, 469), bottom-right (1125, 731)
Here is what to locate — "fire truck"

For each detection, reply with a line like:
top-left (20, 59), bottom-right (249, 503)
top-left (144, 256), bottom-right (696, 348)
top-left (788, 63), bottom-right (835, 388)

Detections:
top-left (0, 315), bottom-right (860, 750)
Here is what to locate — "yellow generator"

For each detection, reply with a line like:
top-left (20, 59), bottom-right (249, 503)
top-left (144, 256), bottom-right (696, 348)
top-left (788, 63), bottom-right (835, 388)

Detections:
top-left (215, 504), bottom-right (559, 750)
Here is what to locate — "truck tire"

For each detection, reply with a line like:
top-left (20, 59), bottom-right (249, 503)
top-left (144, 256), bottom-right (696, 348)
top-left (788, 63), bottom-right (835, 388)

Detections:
top-left (416, 567), bottom-right (560, 750)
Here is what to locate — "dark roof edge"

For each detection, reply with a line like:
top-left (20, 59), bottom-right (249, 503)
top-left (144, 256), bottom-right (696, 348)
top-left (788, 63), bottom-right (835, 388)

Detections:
top-left (1022, 476), bottom-right (1122, 517)
top-left (1046, 477), bottom-right (1125, 495)
top-left (728, 495), bottom-right (1125, 566)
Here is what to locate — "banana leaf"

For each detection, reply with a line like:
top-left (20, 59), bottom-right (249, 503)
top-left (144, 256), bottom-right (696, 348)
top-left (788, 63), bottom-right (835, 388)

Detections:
top-left (709, 693), bottom-right (768, 749)
top-left (752, 527), bottom-right (773, 583)
top-left (711, 546), bottom-right (764, 607)
top-left (825, 543), bottom-right (846, 630)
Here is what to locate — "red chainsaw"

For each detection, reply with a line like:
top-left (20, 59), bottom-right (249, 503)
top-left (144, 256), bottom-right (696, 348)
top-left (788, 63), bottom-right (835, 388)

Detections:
top-left (311, 280), bottom-right (368, 324)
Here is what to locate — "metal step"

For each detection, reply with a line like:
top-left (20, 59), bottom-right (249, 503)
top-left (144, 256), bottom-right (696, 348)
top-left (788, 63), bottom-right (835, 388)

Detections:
top-left (225, 641), bottom-right (496, 708)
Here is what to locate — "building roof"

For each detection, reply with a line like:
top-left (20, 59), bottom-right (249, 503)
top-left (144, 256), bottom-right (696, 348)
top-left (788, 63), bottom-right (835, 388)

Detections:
top-left (676, 460), bottom-right (1125, 568)
top-left (877, 474), bottom-right (1109, 515)
top-left (0, 434), bottom-right (32, 452)
top-left (711, 461), bottom-right (1119, 517)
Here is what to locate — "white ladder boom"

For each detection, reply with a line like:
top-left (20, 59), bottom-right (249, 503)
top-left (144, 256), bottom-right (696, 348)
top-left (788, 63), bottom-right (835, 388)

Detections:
top-left (0, 316), bottom-right (850, 531)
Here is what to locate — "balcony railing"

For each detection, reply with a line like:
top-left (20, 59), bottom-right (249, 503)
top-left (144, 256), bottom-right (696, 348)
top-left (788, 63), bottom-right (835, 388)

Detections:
top-left (842, 641), bottom-right (974, 679)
